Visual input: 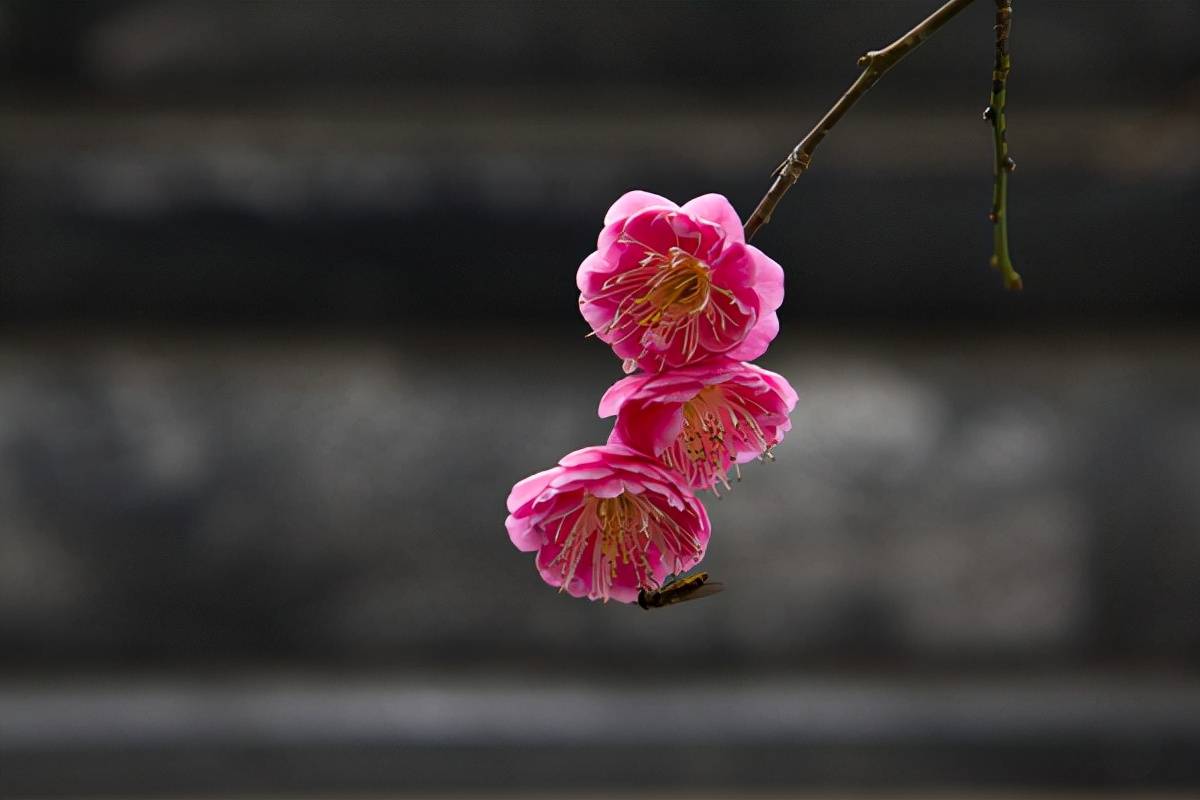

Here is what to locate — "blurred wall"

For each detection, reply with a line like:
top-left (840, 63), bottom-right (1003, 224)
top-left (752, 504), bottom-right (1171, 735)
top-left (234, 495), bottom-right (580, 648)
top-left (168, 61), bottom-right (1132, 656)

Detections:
top-left (1, 1), bottom-right (1199, 795)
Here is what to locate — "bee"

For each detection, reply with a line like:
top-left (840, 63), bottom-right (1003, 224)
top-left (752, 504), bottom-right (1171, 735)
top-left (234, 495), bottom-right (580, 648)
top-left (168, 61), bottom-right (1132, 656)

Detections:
top-left (637, 571), bottom-right (725, 610)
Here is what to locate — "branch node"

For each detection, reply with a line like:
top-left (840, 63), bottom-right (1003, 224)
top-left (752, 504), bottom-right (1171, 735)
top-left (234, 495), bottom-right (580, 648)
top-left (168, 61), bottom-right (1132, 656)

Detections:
top-left (773, 151), bottom-right (812, 181)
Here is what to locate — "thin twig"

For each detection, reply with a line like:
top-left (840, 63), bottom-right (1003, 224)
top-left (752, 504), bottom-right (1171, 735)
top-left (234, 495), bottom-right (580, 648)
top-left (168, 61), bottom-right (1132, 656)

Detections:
top-left (986, 0), bottom-right (1022, 290)
top-left (743, 0), bottom-right (977, 240)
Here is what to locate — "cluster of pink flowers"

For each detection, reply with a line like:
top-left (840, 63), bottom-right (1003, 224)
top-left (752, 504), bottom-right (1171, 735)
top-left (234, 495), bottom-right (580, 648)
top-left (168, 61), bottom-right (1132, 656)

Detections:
top-left (506, 191), bottom-right (797, 603)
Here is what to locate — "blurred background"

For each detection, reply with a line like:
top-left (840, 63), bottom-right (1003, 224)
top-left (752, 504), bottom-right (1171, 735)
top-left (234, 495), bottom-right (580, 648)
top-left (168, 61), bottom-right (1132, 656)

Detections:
top-left (2, 0), bottom-right (1199, 796)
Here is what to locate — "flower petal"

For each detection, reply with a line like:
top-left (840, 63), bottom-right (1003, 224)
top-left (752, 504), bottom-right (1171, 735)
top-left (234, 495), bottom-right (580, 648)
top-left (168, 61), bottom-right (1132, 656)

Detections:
top-left (558, 444), bottom-right (617, 468)
top-left (506, 467), bottom-right (560, 513)
top-left (604, 190), bottom-right (678, 226)
top-left (681, 193), bottom-right (745, 245)
top-left (725, 310), bottom-right (779, 362)
top-left (746, 244), bottom-right (785, 313)
top-left (609, 398), bottom-right (684, 456)
top-left (576, 250), bottom-right (609, 294)
top-left (598, 374), bottom-right (651, 418)
top-left (710, 241), bottom-right (756, 290)
top-left (748, 363), bottom-right (799, 411)
top-left (506, 513), bottom-right (544, 552)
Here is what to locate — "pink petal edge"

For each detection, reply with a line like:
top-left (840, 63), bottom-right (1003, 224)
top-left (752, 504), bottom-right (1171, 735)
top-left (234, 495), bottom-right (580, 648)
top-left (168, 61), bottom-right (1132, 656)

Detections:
top-left (681, 193), bottom-right (745, 245)
top-left (603, 190), bottom-right (678, 226)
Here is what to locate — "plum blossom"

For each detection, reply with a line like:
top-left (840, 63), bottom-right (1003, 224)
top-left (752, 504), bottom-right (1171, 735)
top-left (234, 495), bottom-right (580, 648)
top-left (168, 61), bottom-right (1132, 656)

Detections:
top-left (505, 444), bottom-right (710, 603)
top-left (577, 191), bottom-right (785, 373)
top-left (600, 357), bottom-right (797, 492)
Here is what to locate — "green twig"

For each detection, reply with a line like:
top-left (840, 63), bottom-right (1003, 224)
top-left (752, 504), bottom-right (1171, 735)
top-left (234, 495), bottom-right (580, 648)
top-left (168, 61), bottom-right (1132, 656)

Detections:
top-left (986, 0), bottom-right (1022, 290)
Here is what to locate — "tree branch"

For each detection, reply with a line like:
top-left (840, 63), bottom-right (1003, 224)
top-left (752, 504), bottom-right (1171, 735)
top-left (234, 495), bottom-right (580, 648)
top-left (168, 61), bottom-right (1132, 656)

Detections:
top-left (743, 0), bottom-right (977, 240)
top-left (986, 0), bottom-right (1022, 290)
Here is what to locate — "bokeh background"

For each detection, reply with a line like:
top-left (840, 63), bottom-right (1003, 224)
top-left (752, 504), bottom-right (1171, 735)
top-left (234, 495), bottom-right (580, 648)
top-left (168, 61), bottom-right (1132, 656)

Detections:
top-left (2, 1), bottom-right (1199, 796)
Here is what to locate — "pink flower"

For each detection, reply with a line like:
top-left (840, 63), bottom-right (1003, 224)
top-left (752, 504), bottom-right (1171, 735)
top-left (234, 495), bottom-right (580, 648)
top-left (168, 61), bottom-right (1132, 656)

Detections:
top-left (600, 357), bottom-right (798, 492)
top-left (505, 444), bottom-right (710, 603)
top-left (577, 191), bottom-right (785, 373)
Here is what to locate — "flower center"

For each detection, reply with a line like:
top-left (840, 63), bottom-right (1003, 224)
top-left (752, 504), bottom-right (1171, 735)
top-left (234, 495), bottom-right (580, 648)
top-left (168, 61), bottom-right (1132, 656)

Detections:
top-left (661, 386), bottom-right (775, 493)
top-left (597, 246), bottom-right (739, 367)
top-left (546, 491), bottom-right (702, 601)
top-left (631, 248), bottom-right (713, 324)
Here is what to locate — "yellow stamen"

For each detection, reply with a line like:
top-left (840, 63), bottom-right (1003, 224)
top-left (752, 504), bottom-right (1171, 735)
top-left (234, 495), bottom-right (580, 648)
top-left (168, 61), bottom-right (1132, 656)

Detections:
top-left (661, 386), bottom-right (774, 491)
top-left (597, 246), bottom-right (738, 365)
top-left (548, 492), bottom-right (702, 601)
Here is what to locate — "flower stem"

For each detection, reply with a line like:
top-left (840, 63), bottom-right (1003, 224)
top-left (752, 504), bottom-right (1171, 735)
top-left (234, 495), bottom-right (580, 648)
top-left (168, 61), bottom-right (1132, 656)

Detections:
top-left (743, 0), bottom-right (977, 240)
top-left (986, 0), bottom-right (1022, 290)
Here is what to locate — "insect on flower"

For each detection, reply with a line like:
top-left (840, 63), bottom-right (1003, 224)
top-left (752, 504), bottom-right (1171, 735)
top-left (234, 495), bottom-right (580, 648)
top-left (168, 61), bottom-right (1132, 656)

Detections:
top-left (637, 571), bottom-right (725, 610)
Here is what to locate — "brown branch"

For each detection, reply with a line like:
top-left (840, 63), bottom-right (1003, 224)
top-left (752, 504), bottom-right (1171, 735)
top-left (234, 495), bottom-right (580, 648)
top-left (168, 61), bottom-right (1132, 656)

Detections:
top-left (743, 0), bottom-right (977, 240)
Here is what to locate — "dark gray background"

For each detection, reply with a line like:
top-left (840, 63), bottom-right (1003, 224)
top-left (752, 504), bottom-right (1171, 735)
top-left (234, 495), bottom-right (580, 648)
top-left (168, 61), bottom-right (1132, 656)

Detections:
top-left (1, 1), bottom-right (1198, 796)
